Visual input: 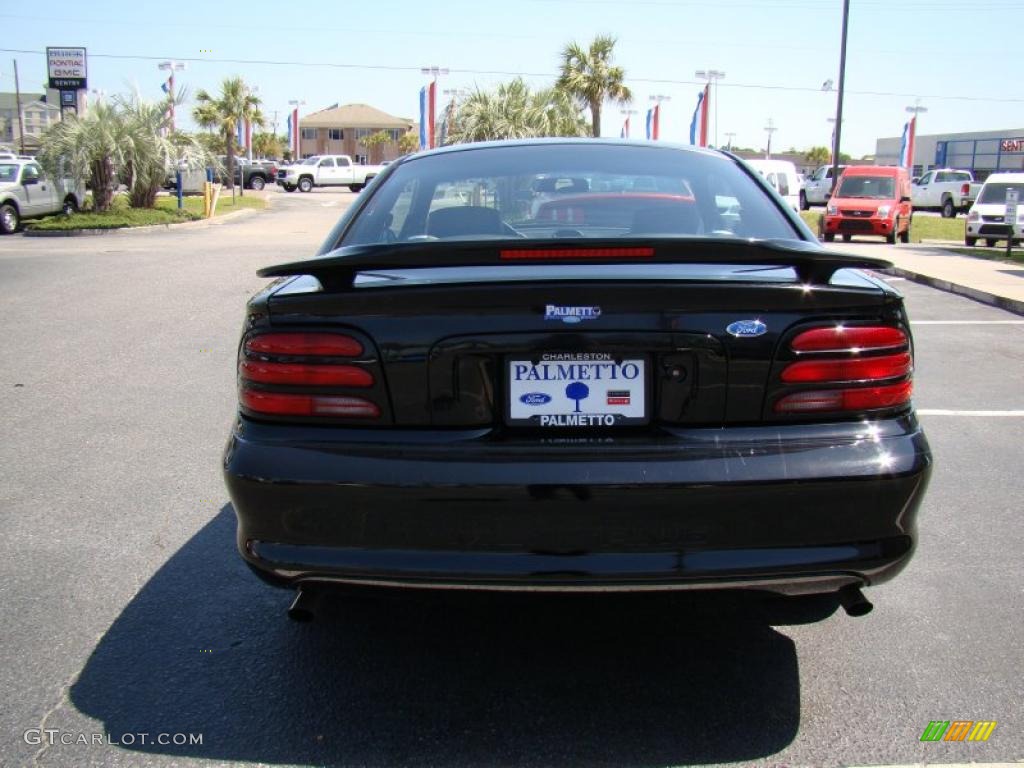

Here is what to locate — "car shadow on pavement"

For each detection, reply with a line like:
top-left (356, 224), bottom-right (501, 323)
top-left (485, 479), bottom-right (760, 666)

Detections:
top-left (70, 505), bottom-right (829, 767)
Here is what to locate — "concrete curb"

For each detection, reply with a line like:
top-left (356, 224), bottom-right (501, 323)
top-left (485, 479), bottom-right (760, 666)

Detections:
top-left (884, 265), bottom-right (1024, 317)
top-left (22, 206), bottom-right (260, 237)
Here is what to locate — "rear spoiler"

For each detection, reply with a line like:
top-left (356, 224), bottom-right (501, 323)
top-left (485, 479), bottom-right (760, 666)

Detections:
top-left (257, 238), bottom-right (892, 291)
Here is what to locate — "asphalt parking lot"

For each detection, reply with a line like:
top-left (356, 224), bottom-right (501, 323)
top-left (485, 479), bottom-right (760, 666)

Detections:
top-left (0, 190), bottom-right (1021, 768)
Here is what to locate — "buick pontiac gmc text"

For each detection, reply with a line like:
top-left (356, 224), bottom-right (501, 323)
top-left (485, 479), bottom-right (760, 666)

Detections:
top-left (223, 140), bottom-right (932, 621)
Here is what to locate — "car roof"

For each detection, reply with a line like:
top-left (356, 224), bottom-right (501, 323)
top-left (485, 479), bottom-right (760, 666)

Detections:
top-left (983, 172), bottom-right (1024, 183)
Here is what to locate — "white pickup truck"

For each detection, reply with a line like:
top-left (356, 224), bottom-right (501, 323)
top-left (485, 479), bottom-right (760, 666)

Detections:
top-left (276, 155), bottom-right (385, 193)
top-left (801, 164), bottom-right (847, 209)
top-left (911, 168), bottom-right (978, 218)
top-left (0, 159), bottom-right (85, 234)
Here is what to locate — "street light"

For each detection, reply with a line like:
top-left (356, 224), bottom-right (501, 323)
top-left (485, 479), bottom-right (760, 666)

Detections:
top-left (695, 68), bottom-right (725, 147)
top-left (157, 61), bottom-right (186, 131)
top-left (764, 118), bottom-right (777, 159)
top-left (724, 131), bottom-right (736, 151)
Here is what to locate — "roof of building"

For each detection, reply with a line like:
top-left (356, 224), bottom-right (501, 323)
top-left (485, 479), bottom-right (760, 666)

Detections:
top-left (301, 103), bottom-right (413, 129)
top-left (0, 92), bottom-right (48, 111)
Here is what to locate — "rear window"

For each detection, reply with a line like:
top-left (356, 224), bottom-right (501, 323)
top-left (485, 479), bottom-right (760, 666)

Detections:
top-left (341, 143), bottom-right (800, 246)
top-left (837, 175), bottom-right (895, 199)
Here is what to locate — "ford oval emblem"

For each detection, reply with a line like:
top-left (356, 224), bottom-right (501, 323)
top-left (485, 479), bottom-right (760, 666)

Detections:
top-left (520, 392), bottom-right (552, 406)
top-left (726, 319), bottom-right (767, 338)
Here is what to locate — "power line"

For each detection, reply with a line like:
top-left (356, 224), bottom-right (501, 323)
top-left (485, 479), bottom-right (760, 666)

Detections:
top-left (2, 47), bottom-right (1023, 105)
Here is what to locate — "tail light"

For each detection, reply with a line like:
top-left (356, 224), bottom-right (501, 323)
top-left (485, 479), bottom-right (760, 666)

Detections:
top-left (773, 324), bottom-right (913, 416)
top-left (238, 331), bottom-right (386, 422)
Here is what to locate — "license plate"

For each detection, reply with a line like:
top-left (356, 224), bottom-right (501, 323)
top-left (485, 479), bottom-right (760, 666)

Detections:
top-left (506, 353), bottom-right (647, 427)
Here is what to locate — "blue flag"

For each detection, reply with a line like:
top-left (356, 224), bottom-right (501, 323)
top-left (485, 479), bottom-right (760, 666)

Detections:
top-left (689, 90), bottom-right (705, 145)
top-left (419, 87), bottom-right (428, 150)
top-left (286, 113), bottom-right (292, 149)
top-left (645, 109), bottom-right (653, 140)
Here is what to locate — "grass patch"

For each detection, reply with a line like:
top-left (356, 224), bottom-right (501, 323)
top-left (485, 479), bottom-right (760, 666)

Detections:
top-left (799, 210), bottom-right (966, 244)
top-left (26, 191), bottom-right (265, 231)
top-left (939, 246), bottom-right (1024, 264)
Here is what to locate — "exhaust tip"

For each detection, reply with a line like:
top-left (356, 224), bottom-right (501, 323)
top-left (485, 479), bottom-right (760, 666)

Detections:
top-left (837, 585), bottom-right (873, 617)
top-left (287, 586), bottom-right (321, 622)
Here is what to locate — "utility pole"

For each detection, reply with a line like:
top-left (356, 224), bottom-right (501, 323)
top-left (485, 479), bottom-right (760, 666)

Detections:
top-left (724, 131), bottom-right (736, 151)
top-left (831, 0), bottom-right (850, 194)
top-left (764, 118), bottom-right (777, 159)
top-left (695, 68), bottom-right (725, 148)
top-left (13, 59), bottom-right (26, 155)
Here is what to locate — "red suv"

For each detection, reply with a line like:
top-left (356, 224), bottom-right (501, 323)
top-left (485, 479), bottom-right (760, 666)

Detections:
top-left (823, 165), bottom-right (912, 244)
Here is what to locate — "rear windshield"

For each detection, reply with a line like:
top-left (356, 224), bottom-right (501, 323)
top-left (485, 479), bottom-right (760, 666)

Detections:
top-left (340, 143), bottom-right (800, 246)
top-left (836, 175), bottom-right (895, 199)
top-left (978, 182), bottom-right (1023, 204)
top-left (0, 164), bottom-right (19, 182)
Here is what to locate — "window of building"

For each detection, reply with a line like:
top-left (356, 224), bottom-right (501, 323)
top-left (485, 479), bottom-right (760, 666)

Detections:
top-left (389, 129), bottom-right (404, 142)
top-left (328, 128), bottom-right (343, 140)
top-left (300, 128), bottom-right (317, 140)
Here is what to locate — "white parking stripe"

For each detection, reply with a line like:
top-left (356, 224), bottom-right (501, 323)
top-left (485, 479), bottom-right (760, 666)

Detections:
top-left (917, 409), bottom-right (1024, 416)
top-left (912, 320), bottom-right (1024, 325)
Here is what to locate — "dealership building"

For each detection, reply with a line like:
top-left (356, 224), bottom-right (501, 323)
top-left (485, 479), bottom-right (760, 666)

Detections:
top-left (875, 128), bottom-right (1024, 180)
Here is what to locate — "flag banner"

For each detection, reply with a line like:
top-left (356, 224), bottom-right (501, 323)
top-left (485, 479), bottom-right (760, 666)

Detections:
top-left (621, 116), bottom-right (630, 139)
top-left (645, 108), bottom-right (653, 140)
top-left (286, 113), bottom-right (292, 151)
top-left (245, 118), bottom-right (252, 150)
top-left (428, 81), bottom-right (437, 149)
top-left (419, 87), bottom-right (428, 150)
top-left (689, 89), bottom-right (705, 145)
top-left (699, 84), bottom-right (710, 147)
top-left (161, 79), bottom-right (170, 95)
top-left (905, 116), bottom-right (916, 171)
top-left (652, 104), bottom-right (660, 141)
top-left (292, 107), bottom-right (299, 157)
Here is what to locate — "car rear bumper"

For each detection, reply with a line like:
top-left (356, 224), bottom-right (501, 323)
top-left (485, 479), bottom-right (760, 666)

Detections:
top-left (223, 415), bottom-right (932, 594)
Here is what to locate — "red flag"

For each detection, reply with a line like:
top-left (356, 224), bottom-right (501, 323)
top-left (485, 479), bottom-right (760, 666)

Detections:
top-left (428, 81), bottom-right (437, 149)
top-left (652, 104), bottom-right (660, 141)
top-left (699, 84), bottom-right (710, 148)
top-left (905, 116), bottom-right (916, 171)
top-left (292, 107), bottom-right (299, 158)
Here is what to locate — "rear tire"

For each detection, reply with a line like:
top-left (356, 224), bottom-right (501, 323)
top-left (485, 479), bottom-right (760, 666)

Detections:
top-left (941, 197), bottom-right (955, 218)
top-left (348, 184), bottom-right (363, 193)
top-left (985, 239), bottom-right (998, 247)
top-left (823, 233), bottom-right (835, 242)
top-left (283, 184), bottom-right (296, 192)
top-left (0, 202), bottom-right (19, 234)
top-left (62, 196), bottom-right (78, 215)
top-left (799, 191), bottom-right (809, 211)
top-left (298, 177), bottom-right (313, 193)
top-left (249, 175), bottom-right (266, 191)
top-left (965, 236), bottom-right (977, 246)
top-left (842, 234), bottom-right (852, 242)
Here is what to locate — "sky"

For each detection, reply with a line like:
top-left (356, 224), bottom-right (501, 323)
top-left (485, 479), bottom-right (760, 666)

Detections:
top-left (2, 0), bottom-right (1023, 158)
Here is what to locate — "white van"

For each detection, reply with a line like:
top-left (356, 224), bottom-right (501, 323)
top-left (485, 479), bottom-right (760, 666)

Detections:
top-left (746, 159), bottom-right (801, 212)
top-left (964, 172), bottom-right (1024, 247)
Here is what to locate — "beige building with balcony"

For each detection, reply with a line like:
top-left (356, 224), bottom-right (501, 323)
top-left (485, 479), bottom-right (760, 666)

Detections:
top-left (0, 92), bottom-right (62, 154)
top-left (298, 103), bottom-right (414, 163)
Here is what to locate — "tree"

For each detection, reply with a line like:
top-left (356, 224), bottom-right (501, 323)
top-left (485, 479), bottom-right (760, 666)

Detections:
top-left (448, 79), bottom-right (588, 143)
top-left (556, 35), bottom-right (632, 137)
top-left (38, 101), bottom-right (121, 211)
top-left (398, 130), bottom-right (420, 155)
top-left (252, 132), bottom-right (284, 159)
top-left (192, 77), bottom-right (264, 189)
top-left (804, 146), bottom-right (831, 166)
top-left (359, 130), bottom-right (391, 163)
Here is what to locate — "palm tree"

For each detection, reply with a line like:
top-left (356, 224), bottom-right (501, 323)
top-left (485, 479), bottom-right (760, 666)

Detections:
top-left (448, 79), bottom-right (587, 143)
top-left (398, 130), bottom-right (420, 155)
top-left (556, 35), bottom-right (632, 138)
top-left (192, 77), bottom-right (264, 189)
top-left (38, 100), bottom-right (126, 212)
top-left (359, 130), bottom-right (391, 164)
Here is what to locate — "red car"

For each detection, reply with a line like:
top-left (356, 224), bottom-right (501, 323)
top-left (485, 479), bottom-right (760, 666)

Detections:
top-left (823, 165), bottom-right (912, 244)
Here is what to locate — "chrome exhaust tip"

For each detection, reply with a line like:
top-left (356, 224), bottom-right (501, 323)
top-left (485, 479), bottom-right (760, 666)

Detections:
top-left (287, 586), bottom-right (321, 622)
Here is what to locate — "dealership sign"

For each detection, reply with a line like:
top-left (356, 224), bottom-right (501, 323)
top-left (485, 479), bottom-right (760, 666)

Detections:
top-left (1000, 138), bottom-right (1024, 152)
top-left (47, 47), bottom-right (87, 89)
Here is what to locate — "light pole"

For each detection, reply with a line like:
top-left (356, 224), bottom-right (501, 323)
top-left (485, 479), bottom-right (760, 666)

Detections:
top-left (905, 99), bottom-right (927, 170)
top-left (724, 131), bottom-right (736, 151)
top-left (764, 118), bottom-right (777, 159)
top-left (288, 99), bottom-right (305, 161)
top-left (157, 61), bottom-right (186, 131)
top-left (826, 117), bottom-right (843, 164)
top-left (620, 108), bottom-right (638, 138)
top-left (695, 68), bottom-right (725, 147)
top-left (648, 94), bottom-right (670, 140)
top-left (421, 66), bottom-right (448, 148)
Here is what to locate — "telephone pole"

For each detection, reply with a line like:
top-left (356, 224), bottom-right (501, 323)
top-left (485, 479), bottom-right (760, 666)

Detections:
top-left (764, 118), bottom-right (777, 159)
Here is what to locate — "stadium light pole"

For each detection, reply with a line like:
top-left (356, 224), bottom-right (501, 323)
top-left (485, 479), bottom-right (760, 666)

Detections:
top-left (157, 61), bottom-right (186, 131)
top-left (695, 69), bottom-right (725, 148)
top-left (831, 0), bottom-right (850, 194)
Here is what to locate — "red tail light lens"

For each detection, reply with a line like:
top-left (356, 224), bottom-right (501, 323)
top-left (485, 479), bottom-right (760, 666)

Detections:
top-left (774, 381), bottom-right (913, 413)
top-left (791, 326), bottom-right (907, 353)
top-left (781, 352), bottom-right (911, 383)
top-left (241, 389), bottom-right (381, 418)
top-left (239, 360), bottom-right (374, 387)
top-left (245, 333), bottom-right (363, 357)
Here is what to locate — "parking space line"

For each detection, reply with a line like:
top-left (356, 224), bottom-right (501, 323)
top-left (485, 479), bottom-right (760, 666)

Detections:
top-left (917, 409), bottom-right (1024, 416)
top-left (912, 320), bottom-right (1024, 325)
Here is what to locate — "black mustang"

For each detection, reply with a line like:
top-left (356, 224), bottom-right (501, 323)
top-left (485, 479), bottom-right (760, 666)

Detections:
top-left (223, 139), bottom-right (932, 620)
